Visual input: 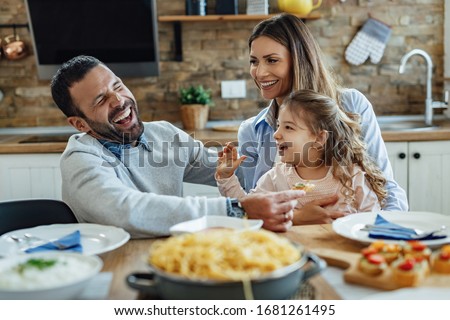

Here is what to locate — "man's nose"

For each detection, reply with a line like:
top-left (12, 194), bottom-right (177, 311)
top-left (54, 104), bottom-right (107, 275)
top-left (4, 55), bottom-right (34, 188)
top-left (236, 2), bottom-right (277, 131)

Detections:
top-left (108, 92), bottom-right (122, 106)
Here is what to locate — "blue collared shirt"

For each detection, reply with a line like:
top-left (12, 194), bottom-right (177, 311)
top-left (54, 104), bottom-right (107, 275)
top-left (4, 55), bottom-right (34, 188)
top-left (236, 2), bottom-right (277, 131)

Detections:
top-left (237, 89), bottom-right (409, 211)
top-left (98, 135), bottom-right (151, 159)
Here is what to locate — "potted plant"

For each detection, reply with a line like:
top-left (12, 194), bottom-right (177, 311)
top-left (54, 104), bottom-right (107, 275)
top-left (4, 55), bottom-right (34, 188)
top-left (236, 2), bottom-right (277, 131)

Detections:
top-left (179, 85), bottom-right (213, 130)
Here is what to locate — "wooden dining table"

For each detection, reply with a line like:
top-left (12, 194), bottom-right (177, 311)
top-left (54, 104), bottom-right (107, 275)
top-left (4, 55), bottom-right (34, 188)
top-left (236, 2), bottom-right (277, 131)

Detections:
top-left (100, 224), bottom-right (367, 300)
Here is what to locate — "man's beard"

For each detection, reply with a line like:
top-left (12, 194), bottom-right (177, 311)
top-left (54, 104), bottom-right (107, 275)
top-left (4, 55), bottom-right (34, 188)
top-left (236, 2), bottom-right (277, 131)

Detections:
top-left (82, 100), bottom-right (144, 144)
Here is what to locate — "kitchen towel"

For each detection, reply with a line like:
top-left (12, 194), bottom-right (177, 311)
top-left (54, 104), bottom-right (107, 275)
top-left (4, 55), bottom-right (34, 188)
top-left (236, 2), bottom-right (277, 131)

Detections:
top-left (368, 214), bottom-right (447, 241)
top-left (25, 230), bottom-right (83, 253)
top-left (345, 18), bottom-right (392, 66)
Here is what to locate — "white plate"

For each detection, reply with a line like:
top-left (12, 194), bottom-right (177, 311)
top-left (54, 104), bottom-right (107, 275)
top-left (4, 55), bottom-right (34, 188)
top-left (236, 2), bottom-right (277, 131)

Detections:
top-left (332, 211), bottom-right (450, 249)
top-left (363, 287), bottom-right (450, 300)
top-left (169, 215), bottom-right (263, 235)
top-left (0, 223), bottom-right (130, 257)
top-left (0, 251), bottom-right (103, 300)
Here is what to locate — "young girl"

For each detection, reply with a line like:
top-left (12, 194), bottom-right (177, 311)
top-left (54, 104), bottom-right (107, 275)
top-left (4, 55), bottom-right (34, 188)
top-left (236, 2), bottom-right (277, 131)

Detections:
top-left (216, 90), bottom-right (387, 213)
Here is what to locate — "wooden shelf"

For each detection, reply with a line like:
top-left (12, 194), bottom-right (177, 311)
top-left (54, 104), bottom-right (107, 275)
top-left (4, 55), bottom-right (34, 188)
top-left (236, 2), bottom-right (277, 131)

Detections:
top-left (158, 12), bottom-right (322, 22)
top-left (158, 13), bottom-right (322, 61)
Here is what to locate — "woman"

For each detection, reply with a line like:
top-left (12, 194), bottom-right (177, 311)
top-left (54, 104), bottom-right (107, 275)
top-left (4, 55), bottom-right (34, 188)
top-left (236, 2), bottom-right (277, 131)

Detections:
top-left (238, 13), bottom-right (407, 224)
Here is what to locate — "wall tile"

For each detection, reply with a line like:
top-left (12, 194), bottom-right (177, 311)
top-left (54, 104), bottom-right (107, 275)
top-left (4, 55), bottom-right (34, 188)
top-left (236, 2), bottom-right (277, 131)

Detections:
top-left (0, 0), bottom-right (445, 128)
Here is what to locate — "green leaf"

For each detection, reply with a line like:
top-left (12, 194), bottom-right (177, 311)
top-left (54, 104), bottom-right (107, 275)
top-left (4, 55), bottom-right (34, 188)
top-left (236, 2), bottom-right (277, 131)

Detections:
top-left (16, 258), bottom-right (57, 274)
top-left (179, 85), bottom-right (213, 106)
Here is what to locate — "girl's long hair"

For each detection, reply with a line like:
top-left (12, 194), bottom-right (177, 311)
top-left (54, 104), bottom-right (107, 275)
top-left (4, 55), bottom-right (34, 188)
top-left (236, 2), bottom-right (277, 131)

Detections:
top-left (283, 90), bottom-right (387, 205)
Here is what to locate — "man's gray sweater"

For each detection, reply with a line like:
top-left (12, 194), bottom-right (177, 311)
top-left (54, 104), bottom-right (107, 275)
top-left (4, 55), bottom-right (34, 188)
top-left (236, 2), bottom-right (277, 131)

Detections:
top-left (60, 121), bottom-right (227, 238)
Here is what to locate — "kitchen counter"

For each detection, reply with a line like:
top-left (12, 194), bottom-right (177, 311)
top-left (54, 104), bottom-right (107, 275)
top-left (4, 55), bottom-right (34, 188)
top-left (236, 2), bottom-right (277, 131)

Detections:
top-left (380, 118), bottom-right (450, 142)
top-left (1, 118), bottom-right (450, 154)
top-left (0, 129), bottom-right (239, 154)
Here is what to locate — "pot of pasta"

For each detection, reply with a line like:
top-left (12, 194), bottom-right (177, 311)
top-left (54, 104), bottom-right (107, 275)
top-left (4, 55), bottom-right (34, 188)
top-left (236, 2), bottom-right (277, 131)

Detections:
top-left (126, 229), bottom-right (326, 299)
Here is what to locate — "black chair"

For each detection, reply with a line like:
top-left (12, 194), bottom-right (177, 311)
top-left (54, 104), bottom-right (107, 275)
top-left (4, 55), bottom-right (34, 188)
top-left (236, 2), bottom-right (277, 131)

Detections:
top-left (0, 199), bottom-right (78, 235)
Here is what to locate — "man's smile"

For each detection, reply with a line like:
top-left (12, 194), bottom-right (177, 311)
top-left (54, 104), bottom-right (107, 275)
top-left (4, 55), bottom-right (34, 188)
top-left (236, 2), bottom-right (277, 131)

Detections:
top-left (112, 106), bottom-right (132, 124)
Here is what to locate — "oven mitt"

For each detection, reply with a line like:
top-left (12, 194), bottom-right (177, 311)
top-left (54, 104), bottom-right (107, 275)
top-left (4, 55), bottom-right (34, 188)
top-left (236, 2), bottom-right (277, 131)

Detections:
top-left (368, 214), bottom-right (446, 241)
top-left (25, 230), bottom-right (83, 253)
top-left (345, 18), bottom-right (392, 66)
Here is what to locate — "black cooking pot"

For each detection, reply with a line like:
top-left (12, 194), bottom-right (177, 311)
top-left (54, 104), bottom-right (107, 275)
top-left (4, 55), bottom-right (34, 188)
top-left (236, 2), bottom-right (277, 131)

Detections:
top-left (126, 249), bottom-right (326, 300)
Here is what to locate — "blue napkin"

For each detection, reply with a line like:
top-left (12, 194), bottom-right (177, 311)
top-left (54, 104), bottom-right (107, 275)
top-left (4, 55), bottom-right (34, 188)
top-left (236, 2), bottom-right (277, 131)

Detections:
top-left (25, 230), bottom-right (83, 253)
top-left (368, 214), bottom-right (447, 241)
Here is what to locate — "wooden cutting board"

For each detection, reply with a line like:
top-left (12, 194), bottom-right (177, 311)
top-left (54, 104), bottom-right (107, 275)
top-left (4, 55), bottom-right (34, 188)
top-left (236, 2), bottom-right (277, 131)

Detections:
top-left (311, 248), bottom-right (450, 291)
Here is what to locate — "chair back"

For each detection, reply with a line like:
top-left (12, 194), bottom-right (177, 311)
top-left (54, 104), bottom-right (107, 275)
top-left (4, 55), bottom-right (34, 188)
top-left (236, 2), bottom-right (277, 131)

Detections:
top-left (0, 199), bottom-right (78, 235)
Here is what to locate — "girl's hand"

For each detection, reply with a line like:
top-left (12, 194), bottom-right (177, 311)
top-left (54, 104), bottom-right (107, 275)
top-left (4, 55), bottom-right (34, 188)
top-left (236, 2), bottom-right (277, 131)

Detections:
top-left (216, 142), bottom-right (247, 179)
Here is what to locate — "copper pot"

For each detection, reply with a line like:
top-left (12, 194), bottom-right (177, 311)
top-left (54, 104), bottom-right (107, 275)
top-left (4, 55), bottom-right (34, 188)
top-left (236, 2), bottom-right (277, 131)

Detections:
top-left (3, 34), bottom-right (27, 60)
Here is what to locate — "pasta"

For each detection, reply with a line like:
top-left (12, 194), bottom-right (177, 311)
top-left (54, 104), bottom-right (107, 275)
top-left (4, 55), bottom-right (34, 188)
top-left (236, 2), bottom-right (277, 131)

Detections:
top-left (149, 229), bottom-right (300, 281)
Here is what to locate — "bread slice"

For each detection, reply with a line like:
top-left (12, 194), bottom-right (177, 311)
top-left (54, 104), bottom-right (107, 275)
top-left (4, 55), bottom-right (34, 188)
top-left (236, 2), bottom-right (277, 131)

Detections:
top-left (392, 257), bottom-right (428, 287)
top-left (292, 182), bottom-right (315, 192)
top-left (432, 245), bottom-right (450, 274)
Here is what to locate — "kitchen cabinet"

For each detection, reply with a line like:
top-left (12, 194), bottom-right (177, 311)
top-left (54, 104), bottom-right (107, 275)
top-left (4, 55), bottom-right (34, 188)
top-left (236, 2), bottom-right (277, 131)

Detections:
top-left (0, 153), bottom-right (62, 201)
top-left (0, 153), bottom-right (221, 201)
top-left (385, 141), bottom-right (450, 215)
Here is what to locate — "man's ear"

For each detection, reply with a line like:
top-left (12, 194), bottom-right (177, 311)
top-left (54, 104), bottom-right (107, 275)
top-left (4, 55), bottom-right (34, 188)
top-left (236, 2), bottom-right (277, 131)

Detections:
top-left (315, 130), bottom-right (328, 147)
top-left (67, 116), bottom-right (90, 133)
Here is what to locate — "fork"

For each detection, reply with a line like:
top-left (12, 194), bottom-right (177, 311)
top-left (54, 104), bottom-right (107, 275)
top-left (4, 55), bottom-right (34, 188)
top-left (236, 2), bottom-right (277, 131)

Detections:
top-left (360, 225), bottom-right (447, 240)
top-left (23, 233), bottom-right (73, 250)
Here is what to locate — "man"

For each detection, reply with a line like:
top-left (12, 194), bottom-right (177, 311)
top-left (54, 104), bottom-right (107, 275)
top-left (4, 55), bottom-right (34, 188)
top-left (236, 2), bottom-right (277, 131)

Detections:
top-left (51, 55), bottom-right (304, 238)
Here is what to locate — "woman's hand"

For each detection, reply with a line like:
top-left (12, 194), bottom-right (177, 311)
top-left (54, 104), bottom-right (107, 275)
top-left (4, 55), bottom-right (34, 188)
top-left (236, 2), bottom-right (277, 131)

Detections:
top-left (292, 195), bottom-right (347, 225)
top-left (216, 142), bottom-right (246, 179)
top-left (241, 190), bottom-right (305, 232)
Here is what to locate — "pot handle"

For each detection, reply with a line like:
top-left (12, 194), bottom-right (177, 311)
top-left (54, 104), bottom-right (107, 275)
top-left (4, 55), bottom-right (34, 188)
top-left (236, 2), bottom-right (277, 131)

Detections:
top-left (126, 272), bottom-right (160, 297)
top-left (302, 252), bottom-right (327, 281)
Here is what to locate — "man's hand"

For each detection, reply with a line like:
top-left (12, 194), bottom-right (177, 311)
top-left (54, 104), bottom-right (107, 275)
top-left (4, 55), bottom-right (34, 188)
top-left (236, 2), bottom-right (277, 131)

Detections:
top-left (240, 190), bottom-right (305, 232)
top-left (216, 142), bottom-right (246, 179)
top-left (292, 195), bottom-right (347, 225)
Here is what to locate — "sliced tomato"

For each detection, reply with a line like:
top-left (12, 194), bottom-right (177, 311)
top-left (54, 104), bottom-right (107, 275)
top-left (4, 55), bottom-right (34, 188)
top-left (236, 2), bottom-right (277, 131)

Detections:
top-left (408, 240), bottom-right (427, 251)
top-left (367, 254), bottom-right (385, 265)
top-left (398, 259), bottom-right (415, 271)
top-left (361, 247), bottom-right (378, 257)
top-left (439, 251), bottom-right (450, 260)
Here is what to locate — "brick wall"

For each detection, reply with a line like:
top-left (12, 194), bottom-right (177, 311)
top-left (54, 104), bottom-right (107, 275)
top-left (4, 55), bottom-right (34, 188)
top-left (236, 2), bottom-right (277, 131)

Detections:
top-left (0, 0), bottom-right (444, 128)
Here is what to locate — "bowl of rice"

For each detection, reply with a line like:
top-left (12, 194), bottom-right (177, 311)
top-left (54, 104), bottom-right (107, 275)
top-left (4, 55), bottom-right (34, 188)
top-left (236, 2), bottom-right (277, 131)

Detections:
top-left (0, 252), bottom-right (103, 300)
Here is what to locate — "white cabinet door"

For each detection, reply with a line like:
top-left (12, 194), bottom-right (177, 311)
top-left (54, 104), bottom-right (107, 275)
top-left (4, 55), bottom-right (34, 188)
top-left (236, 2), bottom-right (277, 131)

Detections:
top-left (0, 154), bottom-right (62, 201)
top-left (384, 142), bottom-right (408, 193)
top-left (385, 141), bottom-right (450, 215)
top-left (408, 141), bottom-right (450, 215)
